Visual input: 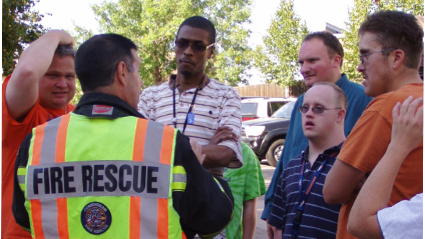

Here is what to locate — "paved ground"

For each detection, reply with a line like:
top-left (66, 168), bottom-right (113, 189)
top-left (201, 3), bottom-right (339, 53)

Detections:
top-left (253, 159), bottom-right (275, 239)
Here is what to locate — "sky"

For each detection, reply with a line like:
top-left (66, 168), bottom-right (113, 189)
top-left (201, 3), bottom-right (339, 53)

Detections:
top-left (33, 0), bottom-right (355, 84)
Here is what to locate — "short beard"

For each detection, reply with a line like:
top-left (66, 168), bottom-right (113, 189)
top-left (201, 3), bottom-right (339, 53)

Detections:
top-left (180, 69), bottom-right (193, 76)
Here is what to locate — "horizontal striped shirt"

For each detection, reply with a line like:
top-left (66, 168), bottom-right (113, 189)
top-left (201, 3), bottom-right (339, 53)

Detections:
top-left (268, 145), bottom-right (343, 239)
top-left (138, 75), bottom-right (243, 177)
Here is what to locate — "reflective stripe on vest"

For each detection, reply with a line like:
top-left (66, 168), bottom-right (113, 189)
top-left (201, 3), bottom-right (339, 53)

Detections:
top-left (25, 113), bottom-right (185, 239)
top-left (28, 114), bottom-right (70, 239)
top-left (172, 166), bottom-right (186, 192)
top-left (17, 166), bottom-right (26, 193)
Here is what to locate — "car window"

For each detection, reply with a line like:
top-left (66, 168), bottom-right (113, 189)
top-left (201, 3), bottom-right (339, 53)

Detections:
top-left (271, 101), bottom-right (295, 118)
top-left (268, 102), bottom-right (286, 116)
top-left (242, 103), bottom-right (258, 116)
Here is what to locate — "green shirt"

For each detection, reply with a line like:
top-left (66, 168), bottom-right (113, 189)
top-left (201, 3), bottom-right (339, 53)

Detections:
top-left (223, 142), bottom-right (266, 239)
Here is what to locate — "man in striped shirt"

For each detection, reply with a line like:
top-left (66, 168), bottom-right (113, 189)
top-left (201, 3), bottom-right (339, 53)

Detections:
top-left (268, 82), bottom-right (346, 239)
top-left (138, 16), bottom-right (242, 177)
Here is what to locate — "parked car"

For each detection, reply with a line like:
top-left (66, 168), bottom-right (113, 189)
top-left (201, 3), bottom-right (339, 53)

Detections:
top-left (241, 101), bottom-right (295, 166)
top-left (241, 97), bottom-right (296, 121)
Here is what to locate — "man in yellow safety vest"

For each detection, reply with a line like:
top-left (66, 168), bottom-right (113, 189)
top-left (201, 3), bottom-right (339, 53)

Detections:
top-left (12, 33), bottom-right (233, 239)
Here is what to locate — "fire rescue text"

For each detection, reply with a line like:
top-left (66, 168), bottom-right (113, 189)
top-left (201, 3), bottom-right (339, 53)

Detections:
top-left (26, 161), bottom-right (170, 199)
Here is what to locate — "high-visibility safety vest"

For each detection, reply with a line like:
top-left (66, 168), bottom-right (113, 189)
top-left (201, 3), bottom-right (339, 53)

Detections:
top-left (20, 113), bottom-right (188, 239)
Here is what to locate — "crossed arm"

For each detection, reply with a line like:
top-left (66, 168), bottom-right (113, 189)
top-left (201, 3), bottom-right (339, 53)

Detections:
top-left (201, 145), bottom-right (235, 168)
top-left (200, 92), bottom-right (243, 169)
top-left (201, 126), bottom-right (241, 169)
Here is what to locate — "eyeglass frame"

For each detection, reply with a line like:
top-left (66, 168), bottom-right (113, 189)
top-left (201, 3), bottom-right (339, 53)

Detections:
top-left (358, 48), bottom-right (397, 65)
top-left (298, 105), bottom-right (342, 114)
top-left (174, 40), bottom-right (215, 53)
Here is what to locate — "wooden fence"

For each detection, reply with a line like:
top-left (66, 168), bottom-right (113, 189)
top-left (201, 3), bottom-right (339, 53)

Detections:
top-left (234, 83), bottom-right (289, 98)
top-left (234, 82), bottom-right (307, 98)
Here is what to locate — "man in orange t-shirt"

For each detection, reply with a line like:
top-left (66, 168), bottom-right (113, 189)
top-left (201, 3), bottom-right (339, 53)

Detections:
top-left (2, 30), bottom-right (76, 238)
top-left (323, 10), bottom-right (424, 239)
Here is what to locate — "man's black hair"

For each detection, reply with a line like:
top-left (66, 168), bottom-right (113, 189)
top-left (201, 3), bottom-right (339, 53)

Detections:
top-left (75, 33), bottom-right (138, 92)
top-left (176, 16), bottom-right (216, 44)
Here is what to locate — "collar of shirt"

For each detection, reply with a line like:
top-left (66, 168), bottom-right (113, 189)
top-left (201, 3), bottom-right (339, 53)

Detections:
top-left (336, 73), bottom-right (349, 88)
top-left (167, 74), bottom-right (211, 93)
top-left (74, 92), bottom-right (145, 119)
top-left (301, 142), bottom-right (344, 166)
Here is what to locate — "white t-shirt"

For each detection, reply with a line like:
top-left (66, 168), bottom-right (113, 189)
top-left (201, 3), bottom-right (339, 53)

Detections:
top-left (377, 193), bottom-right (423, 239)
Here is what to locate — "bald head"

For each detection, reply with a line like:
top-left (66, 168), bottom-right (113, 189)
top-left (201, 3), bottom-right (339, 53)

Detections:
top-left (311, 82), bottom-right (347, 110)
top-left (302, 83), bottom-right (346, 142)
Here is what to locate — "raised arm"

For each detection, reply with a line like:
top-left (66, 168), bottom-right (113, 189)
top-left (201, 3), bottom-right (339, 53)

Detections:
top-left (347, 96), bottom-right (423, 238)
top-left (5, 30), bottom-right (74, 120)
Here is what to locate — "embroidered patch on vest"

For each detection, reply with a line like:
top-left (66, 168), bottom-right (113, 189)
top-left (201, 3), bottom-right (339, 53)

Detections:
top-left (81, 202), bottom-right (112, 235)
top-left (92, 105), bottom-right (113, 115)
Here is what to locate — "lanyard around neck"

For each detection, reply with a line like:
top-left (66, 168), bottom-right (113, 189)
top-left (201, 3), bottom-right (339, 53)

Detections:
top-left (291, 151), bottom-right (337, 238)
top-left (172, 74), bottom-right (205, 135)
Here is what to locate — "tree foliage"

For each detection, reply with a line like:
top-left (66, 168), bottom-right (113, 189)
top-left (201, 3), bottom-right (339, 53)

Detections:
top-left (2, 0), bottom-right (47, 76)
top-left (73, 24), bottom-right (95, 49)
top-left (342, 0), bottom-right (424, 82)
top-left (69, 25), bottom-right (95, 105)
top-left (90, 0), bottom-right (252, 87)
top-left (253, 0), bottom-right (308, 87)
top-left (70, 78), bottom-right (83, 105)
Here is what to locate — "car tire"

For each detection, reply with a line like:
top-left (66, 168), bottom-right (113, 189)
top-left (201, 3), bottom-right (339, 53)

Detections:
top-left (266, 139), bottom-right (285, 167)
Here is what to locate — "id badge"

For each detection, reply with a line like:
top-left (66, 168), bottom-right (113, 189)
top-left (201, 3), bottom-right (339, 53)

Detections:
top-left (187, 112), bottom-right (195, 125)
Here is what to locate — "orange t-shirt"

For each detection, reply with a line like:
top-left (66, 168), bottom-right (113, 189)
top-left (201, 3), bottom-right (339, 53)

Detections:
top-left (2, 75), bottom-right (76, 238)
top-left (336, 83), bottom-right (424, 239)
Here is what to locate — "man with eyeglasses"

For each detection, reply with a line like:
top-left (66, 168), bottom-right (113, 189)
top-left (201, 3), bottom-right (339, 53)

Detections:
top-left (268, 82), bottom-right (347, 239)
top-left (138, 16), bottom-right (243, 177)
top-left (263, 31), bottom-right (372, 237)
top-left (323, 10), bottom-right (423, 239)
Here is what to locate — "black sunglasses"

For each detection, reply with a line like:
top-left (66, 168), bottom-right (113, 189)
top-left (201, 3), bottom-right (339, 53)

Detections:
top-left (175, 41), bottom-right (215, 52)
top-left (298, 105), bottom-right (341, 114)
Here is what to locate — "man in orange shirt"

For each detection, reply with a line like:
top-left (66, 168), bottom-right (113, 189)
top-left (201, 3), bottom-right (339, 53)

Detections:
top-left (323, 10), bottom-right (423, 239)
top-left (2, 30), bottom-right (76, 238)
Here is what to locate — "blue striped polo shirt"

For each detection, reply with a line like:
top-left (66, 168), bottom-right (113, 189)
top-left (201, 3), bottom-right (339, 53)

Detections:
top-left (268, 144), bottom-right (343, 239)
